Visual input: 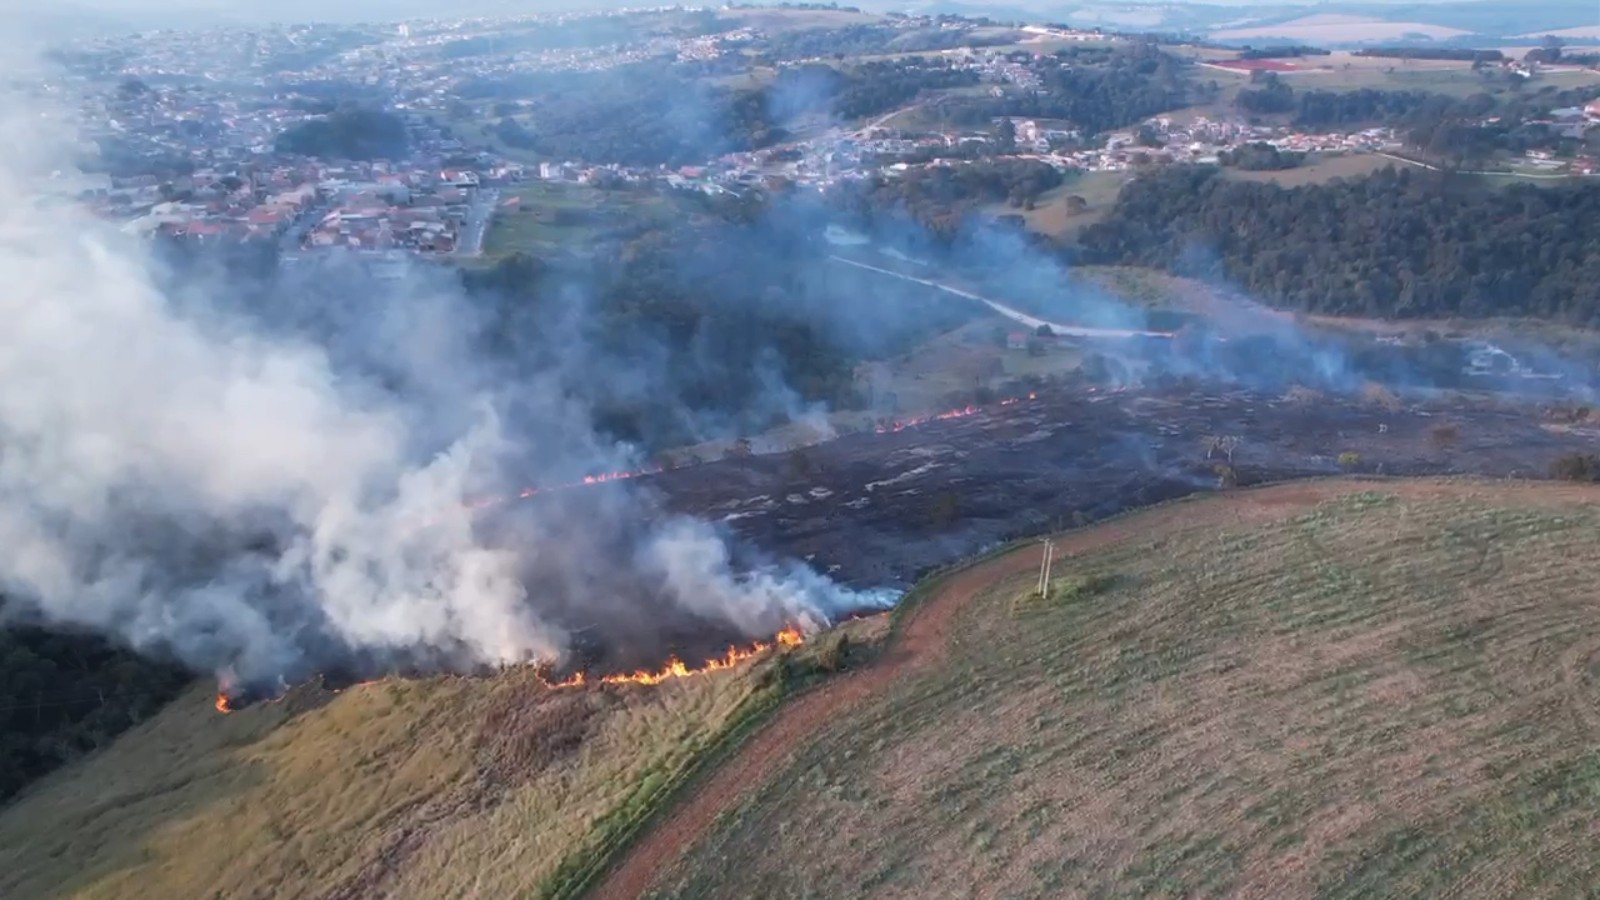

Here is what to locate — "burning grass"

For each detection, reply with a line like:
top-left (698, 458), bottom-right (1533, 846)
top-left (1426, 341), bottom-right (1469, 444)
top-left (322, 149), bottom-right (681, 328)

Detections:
top-left (647, 483), bottom-right (1600, 898)
top-left (0, 620), bottom-right (884, 900)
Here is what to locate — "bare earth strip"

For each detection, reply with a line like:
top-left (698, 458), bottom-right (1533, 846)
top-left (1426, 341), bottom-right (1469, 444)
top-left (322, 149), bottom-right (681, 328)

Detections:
top-left (590, 476), bottom-right (1598, 900)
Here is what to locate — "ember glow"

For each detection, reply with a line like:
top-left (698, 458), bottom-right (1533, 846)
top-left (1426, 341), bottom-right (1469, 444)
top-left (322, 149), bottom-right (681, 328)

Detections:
top-left (214, 627), bottom-right (808, 712)
top-left (874, 391), bottom-right (1038, 434)
top-left (545, 625), bottom-right (806, 689)
top-left (472, 393), bottom-right (1045, 509)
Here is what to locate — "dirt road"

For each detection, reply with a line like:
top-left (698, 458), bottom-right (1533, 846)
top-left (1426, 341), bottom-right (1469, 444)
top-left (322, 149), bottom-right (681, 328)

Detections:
top-left (828, 255), bottom-right (1174, 339)
top-left (586, 478), bottom-right (1593, 900)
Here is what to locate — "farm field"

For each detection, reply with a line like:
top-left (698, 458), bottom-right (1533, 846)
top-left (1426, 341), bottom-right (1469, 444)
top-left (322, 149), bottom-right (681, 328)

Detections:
top-left (1193, 51), bottom-right (1600, 100)
top-left (481, 182), bottom-right (677, 259)
top-left (632, 479), bottom-right (1600, 899)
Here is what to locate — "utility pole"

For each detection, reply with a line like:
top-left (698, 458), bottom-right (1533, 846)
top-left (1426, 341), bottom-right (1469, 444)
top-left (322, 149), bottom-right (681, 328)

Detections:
top-left (1037, 540), bottom-right (1054, 599)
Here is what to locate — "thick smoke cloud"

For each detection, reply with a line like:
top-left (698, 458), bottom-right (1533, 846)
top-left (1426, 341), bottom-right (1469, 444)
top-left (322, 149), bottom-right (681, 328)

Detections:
top-left (0, 87), bottom-right (889, 694)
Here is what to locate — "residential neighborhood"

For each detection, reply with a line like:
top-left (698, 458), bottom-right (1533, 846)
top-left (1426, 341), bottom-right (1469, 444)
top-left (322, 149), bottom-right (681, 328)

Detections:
top-left (48, 8), bottom-right (1600, 266)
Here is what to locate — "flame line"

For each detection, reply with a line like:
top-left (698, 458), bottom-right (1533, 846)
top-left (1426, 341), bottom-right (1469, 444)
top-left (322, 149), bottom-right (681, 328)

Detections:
top-left (214, 628), bottom-right (806, 713)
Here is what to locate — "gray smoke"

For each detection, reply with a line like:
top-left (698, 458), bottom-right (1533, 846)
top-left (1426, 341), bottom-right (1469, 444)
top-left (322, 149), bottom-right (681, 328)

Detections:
top-left (0, 88), bottom-right (891, 691)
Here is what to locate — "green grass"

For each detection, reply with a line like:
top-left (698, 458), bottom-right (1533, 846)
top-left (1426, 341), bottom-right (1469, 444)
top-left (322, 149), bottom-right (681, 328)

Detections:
top-left (482, 182), bottom-right (676, 258)
top-left (986, 170), bottom-right (1129, 240)
top-left (647, 486), bottom-right (1600, 899)
top-left (1218, 153), bottom-right (1404, 187)
top-left (0, 625), bottom-right (882, 900)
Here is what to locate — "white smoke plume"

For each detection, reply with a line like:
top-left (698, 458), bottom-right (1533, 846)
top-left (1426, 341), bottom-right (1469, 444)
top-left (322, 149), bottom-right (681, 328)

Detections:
top-left (0, 82), bottom-right (890, 691)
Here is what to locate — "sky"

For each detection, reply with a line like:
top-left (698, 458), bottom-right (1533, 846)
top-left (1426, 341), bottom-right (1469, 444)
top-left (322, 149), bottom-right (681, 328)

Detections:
top-left (6, 0), bottom-right (1526, 29)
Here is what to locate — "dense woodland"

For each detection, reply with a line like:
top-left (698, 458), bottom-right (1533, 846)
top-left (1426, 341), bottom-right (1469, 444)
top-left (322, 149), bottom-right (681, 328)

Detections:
top-left (0, 611), bottom-right (188, 804)
top-left (825, 158), bottom-right (1065, 237)
top-left (1237, 81), bottom-right (1600, 164)
top-left (275, 107), bottom-right (410, 161)
top-left (1078, 165), bottom-right (1600, 322)
top-left (938, 42), bottom-right (1195, 136)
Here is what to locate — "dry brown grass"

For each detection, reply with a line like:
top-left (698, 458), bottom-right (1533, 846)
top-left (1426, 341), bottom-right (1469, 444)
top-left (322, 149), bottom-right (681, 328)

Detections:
top-left (647, 483), bottom-right (1600, 899)
top-left (0, 651), bottom-right (808, 900)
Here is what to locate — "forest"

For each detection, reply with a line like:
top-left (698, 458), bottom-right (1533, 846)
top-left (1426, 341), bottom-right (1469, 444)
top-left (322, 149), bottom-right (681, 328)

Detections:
top-left (938, 42), bottom-right (1196, 137)
top-left (824, 158), bottom-right (1065, 241)
top-left (275, 107), bottom-right (410, 161)
top-left (1077, 165), bottom-right (1600, 322)
top-left (1237, 81), bottom-right (1600, 164)
top-left (0, 608), bottom-right (189, 804)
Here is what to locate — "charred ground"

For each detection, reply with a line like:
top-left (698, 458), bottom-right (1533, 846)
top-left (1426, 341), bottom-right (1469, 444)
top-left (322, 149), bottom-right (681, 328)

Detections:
top-left (642, 381), bottom-right (1595, 589)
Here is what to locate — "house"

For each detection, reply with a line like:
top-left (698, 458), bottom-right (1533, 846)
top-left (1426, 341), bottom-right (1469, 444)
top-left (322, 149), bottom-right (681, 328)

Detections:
top-left (1006, 331), bottom-right (1029, 351)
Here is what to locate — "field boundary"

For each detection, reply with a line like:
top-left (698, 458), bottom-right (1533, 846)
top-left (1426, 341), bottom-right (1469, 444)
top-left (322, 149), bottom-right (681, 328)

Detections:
top-left (586, 474), bottom-right (1515, 899)
top-left (544, 679), bottom-right (786, 900)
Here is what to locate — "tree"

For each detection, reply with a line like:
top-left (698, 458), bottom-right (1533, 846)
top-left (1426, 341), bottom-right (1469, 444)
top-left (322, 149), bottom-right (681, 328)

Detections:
top-left (1065, 195), bottom-right (1089, 216)
top-left (995, 118), bottom-right (1017, 154)
top-left (1551, 452), bottom-right (1600, 482)
top-left (276, 108), bottom-right (411, 161)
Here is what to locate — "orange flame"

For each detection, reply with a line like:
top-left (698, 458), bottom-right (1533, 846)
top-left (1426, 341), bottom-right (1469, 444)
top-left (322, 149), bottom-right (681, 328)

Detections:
top-left (213, 674), bottom-right (382, 714)
top-left (873, 391), bottom-right (1039, 434)
top-left (543, 626), bottom-right (805, 690)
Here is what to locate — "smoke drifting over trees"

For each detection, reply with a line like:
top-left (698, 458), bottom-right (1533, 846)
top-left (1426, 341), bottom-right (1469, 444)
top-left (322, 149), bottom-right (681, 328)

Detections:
top-left (0, 88), bottom-right (891, 699)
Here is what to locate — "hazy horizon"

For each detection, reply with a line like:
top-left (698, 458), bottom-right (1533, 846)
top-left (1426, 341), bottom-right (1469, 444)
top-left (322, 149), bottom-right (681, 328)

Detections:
top-left (14, 0), bottom-right (1585, 30)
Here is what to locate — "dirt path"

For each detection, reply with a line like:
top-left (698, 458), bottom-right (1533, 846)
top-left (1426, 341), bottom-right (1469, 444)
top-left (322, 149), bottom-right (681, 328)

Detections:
top-left (585, 478), bottom-right (1593, 900)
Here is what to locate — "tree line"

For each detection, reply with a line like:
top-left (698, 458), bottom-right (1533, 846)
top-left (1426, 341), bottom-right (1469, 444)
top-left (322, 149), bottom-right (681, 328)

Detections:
top-left (1077, 165), bottom-right (1600, 323)
top-left (1236, 80), bottom-right (1600, 166)
top-left (935, 42), bottom-right (1195, 137)
top-left (275, 107), bottom-right (410, 161)
top-left (0, 608), bottom-right (189, 805)
top-left (824, 158), bottom-right (1066, 240)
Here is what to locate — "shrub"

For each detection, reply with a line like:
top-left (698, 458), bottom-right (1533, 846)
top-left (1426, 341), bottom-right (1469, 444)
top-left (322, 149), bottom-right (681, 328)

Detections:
top-left (1338, 451), bottom-right (1361, 469)
top-left (1550, 452), bottom-right (1600, 482)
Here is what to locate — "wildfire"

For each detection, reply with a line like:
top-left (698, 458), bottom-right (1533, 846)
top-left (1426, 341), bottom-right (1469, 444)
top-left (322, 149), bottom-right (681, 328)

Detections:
top-left (214, 627), bottom-right (806, 712)
top-left (214, 674), bottom-right (380, 715)
top-left (544, 626), bottom-right (806, 689)
top-left (471, 392), bottom-right (1046, 509)
top-left (874, 391), bottom-right (1038, 434)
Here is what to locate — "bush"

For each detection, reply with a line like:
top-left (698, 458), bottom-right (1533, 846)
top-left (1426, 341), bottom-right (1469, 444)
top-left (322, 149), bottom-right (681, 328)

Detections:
top-left (1550, 452), bottom-right (1600, 482)
top-left (1338, 451), bottom-right (1361, 469)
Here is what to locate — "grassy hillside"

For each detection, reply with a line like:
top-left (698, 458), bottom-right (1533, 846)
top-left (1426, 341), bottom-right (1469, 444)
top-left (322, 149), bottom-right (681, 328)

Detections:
top-left (648, 484), bottom-right (1600, 898)
top-left (0, 627), bottom-right (874, 900)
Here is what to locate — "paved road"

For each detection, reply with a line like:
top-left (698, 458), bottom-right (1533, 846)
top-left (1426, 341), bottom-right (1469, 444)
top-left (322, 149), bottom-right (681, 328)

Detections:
top-left (456, 187), bottom-right (500, 258)
top-left (829, 255), bottom-right (1174, 339)
top-left (279, 204), bottom-right (327, 253)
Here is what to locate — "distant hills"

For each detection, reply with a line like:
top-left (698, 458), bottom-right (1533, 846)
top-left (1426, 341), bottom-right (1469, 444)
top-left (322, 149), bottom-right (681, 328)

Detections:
top-left (887, 0), bottom-right (1599, 45)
